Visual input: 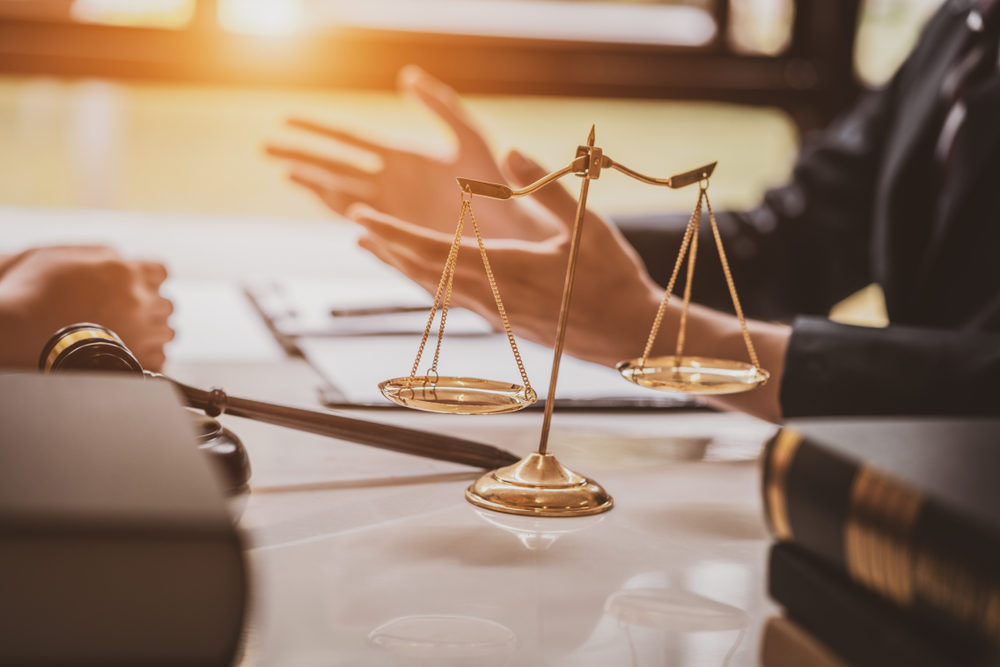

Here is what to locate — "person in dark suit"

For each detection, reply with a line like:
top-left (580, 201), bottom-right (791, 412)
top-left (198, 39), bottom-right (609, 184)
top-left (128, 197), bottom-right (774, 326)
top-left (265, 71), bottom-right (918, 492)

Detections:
top-left (619, 0), bottom-right (1000, 418)
top-left (267, 0), bottom-right (999, 422)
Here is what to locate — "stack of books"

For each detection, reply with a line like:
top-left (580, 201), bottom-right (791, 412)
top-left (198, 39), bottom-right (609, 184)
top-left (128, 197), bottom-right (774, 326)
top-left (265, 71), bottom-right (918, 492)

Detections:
top-left (758, 418), bottom-right (1000, 667)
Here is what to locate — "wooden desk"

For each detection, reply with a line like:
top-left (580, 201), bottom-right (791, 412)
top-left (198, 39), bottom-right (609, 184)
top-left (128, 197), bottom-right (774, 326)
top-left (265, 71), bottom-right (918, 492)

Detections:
top-left (2, 206), bottom-right (780, 666)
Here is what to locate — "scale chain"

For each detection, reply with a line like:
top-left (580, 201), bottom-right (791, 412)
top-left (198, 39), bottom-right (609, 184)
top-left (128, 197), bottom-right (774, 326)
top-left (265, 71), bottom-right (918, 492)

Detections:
top-left (407, 194), bottom-right (534, 400)
top-left (428, 218), bottom-right (461, 377)
top-left (639, 183), bottom-right (761, 372)
top-left (467, 205), bottom-right (535, 400)
top-left (640, 189), bottom-right (703, 366)
top-left (674, 199), bottom-right (700, 360)
top-left (409, 198), bottom-right (467, 379)
top-left (704, 191), bottom-right (761, 371)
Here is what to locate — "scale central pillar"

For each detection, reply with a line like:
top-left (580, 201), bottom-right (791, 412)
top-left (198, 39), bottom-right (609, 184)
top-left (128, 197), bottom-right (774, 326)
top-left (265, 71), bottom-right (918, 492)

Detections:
top-left (465, 452), bottom-right (613, 517)
top-left (466, 127), bottom-right (614, 517)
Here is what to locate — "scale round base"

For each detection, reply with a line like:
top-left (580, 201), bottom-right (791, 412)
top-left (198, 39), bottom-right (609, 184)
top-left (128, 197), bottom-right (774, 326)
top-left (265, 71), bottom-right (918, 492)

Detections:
top-left (465, 452), bottom-right (614, 517)
top-left (379, 376), bottom-right (537, 415)
top-left (616, 355), bottom-right (769, 395)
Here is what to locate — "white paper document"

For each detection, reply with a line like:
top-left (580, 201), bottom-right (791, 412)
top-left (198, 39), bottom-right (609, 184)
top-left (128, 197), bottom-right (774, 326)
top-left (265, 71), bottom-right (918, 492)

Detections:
top-left (164, 280), bottom-right (287, 363)
top-left (245, 278), bottom-right (493, 338)
top-left (298, 335), bottom-right (695, 409)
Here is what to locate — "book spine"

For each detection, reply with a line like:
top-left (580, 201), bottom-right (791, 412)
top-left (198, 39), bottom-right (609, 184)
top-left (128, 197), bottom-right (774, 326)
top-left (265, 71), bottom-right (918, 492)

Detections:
top-left (768, 543), bottom-right (997, 667)
top-left (761, 427), bottom-right (1000, 643)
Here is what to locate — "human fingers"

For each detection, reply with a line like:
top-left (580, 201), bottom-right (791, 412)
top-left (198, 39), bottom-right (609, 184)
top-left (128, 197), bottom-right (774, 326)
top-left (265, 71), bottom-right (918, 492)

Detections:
top-left (105, 312), bottom-right (172, 367)
top-left (289, 166), bottom-right (372, 198)
top-left (284, 118), bottom-right (389, 155)
top-left (34, 244), bottom-right (117, 255)
top-left (502, 150), bottom-right (579, 224)
top-left (266, 144), bottom-right (374, 181)
top-left (136, 347), bottom-right (167, 372)
top-left (159, 321), bottom-right (176, 341)
top-left (146, 321), bottom-right (176, 371)
top-left (135, 317), bottom-right (175, 342)
top-left (398, 65), bottom-right (489, 151)
top-left (357, 233), bottom-right (498, 321)
top-left (134, 312), bottom-right (176, 346)
top-left (0, 248), bottom-right (37, 278)
top-left (348, 204), bottom-right (454, 257)
top-left (288, 169), bottom-right (332, 198)
top-left (135, 261), bottom-right (168, 287)
top-left (148, 294), bottom-right (174, 319)
top-left (357, 234), bottom-right (443, 292)
top-left (28, 245), bottom-right (120, 266)
top-left (288, 170), bottom-right (373, 217)
top-left (356, 229), bottom-right (449, 284)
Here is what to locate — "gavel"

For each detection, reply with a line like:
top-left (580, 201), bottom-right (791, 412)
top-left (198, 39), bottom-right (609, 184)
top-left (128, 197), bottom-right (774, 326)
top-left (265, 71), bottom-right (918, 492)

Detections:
top-left (39, 324), bottom-right (521, 492)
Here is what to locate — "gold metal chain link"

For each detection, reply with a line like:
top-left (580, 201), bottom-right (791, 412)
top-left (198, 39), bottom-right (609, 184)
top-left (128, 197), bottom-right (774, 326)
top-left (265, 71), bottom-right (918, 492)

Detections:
top-left (674, 197), bottom-right (699, 360)
top-left (704, 189), bottom-right (761, 370)
top-left (639, 181), bottom-right (760, 371)
top-left (407, 192), bottom-right (535, 401)
top-left (409, 197), bottom-right (467, 379)
top-left (427, 214), bottom-right (460, 378)
top-left (467, 204), bottom-right (536, 401)
top-left (640, 189), bottom-right (703, 365)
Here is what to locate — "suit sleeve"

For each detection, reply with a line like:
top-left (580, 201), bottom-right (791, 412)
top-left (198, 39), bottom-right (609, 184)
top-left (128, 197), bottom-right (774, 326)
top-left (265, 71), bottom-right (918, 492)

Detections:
top-left (781, 317), bottom-right (1000, 416)
top-left (617, 82), bottom-right (900, 321)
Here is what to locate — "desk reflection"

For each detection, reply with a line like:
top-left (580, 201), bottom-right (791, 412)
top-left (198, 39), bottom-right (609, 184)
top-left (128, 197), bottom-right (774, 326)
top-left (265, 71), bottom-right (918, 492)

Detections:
top-left (369, 614), bottom-right (517, 667)
top-left (473, 508), bottom-right (607, 551)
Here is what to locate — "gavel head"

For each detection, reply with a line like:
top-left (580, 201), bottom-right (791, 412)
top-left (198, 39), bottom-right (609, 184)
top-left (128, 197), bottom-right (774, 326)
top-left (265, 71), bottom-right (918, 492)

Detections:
top-left (38, 323), bottom-right (252, 498)
top-left (39, 323), bottom-right (143, 374)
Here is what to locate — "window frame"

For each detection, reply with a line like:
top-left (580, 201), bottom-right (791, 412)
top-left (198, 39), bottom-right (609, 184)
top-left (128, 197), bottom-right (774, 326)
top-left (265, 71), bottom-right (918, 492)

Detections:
top-left (0, 0), bottom-right (862, 130)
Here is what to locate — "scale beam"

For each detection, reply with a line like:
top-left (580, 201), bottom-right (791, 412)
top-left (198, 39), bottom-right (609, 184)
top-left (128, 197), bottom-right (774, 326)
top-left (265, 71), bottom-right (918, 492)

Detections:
top-left (607, 159), bottom-right (716, 189)
top-left (457, 155), bottom-right (716, 200)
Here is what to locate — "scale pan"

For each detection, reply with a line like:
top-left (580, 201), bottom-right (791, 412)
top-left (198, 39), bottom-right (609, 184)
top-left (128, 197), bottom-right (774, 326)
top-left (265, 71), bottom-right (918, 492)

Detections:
top-left (379, 376), bottom-right (537, 415)
top-left (616, 355), bottom-right (768, 395)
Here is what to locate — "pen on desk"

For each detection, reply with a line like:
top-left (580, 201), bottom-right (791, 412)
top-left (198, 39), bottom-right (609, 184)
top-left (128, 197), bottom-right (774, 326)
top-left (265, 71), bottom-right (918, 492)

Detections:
top-left (170, 378), bottom-right (520, 469)
top-left (330, 305), bottom-right (429, 317)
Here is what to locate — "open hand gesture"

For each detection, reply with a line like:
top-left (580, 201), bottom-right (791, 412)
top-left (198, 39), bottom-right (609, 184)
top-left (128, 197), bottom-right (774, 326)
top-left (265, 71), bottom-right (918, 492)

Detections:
top-left (267, 66), bottom-right (563, 241)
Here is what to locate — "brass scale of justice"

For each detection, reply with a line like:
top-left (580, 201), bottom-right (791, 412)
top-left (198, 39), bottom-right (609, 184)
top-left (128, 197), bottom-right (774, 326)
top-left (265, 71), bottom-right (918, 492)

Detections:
top-left (378, 127), bottom-right (769, 518)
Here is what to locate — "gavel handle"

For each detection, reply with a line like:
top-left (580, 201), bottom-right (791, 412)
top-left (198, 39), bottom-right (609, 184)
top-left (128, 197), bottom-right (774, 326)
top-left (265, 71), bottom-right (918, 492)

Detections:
top-left (156, 375), bottom-right (519, 470)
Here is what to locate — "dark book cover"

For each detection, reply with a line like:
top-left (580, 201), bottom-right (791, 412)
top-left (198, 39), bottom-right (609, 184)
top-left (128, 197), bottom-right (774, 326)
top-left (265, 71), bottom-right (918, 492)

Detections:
top-left (760, 616), bottom-right (846, 667)
top-left (761, 417), bottom-right (1000, 642)
top-left (0, 373), bottom-right (247, 666)
top-left (768, 542), bottom-right (1000, 667)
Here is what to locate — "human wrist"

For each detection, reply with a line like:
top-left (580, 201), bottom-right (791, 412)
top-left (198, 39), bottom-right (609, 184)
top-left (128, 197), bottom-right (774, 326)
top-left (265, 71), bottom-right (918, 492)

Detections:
top-left (699, 313), bottom-right (790, 422)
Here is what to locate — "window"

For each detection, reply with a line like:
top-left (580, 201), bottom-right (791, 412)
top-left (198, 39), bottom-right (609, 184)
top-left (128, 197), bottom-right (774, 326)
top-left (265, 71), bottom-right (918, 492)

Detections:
top-left (0, 1), bottom-right (864, 129)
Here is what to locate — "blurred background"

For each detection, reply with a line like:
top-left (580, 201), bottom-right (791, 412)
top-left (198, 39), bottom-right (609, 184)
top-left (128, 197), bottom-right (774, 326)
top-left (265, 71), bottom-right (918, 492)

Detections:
top-left (0, 0), bottom-right (943, 221)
